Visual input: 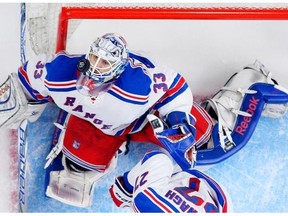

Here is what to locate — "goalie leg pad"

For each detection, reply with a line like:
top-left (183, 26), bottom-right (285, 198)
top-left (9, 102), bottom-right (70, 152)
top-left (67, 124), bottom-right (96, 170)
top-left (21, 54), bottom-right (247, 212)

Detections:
top-left (197, 60), bottom-right (288, 165)
top-left (46, 154), bottom-right (118, 208)
top-left (202, 60), bottom-right (288, 130)
top-left (197, 83), bottom-right (267, 165)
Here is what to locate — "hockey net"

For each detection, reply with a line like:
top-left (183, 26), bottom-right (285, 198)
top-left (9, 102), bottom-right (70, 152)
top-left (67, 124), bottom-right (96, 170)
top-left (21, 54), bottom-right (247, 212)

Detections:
top-left (23, 3), bottom-right (288, 60)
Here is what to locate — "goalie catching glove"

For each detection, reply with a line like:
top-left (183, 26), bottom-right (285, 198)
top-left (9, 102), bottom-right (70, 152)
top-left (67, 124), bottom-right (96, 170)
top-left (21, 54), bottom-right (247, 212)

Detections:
top-left (147, 111), bottom-right (197, 170)
top-left (0, 73), bottom-right (46, 129)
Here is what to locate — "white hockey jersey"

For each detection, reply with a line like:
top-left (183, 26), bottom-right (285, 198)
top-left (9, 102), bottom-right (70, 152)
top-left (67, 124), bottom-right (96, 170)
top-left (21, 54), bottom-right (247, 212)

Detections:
top-left (18, 51), bottom-right (193, 136)
top-left (122, 151), bottom-right (231, 213)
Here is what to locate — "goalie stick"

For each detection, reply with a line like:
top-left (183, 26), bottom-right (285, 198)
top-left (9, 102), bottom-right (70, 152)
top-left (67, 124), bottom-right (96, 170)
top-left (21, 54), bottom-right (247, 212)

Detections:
top-left (18, 119), bottom-right (28, 212)
top-left (18, 5), bottom-right (28, 212)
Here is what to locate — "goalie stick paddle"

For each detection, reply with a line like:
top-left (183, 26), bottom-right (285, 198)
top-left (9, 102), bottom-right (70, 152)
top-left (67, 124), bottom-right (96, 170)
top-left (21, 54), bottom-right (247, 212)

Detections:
top-left (18, 119), bottom-right (28, 212)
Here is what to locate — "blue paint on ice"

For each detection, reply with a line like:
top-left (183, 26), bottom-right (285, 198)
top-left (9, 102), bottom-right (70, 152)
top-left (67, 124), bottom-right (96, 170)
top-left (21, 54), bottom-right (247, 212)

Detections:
top-left (25, 103), bottom-right (288, 212)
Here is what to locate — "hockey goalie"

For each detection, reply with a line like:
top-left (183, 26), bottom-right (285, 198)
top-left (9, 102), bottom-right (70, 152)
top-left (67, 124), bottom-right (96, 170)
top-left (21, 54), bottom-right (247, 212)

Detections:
top-left (1, 32), bottom-right (288, 208)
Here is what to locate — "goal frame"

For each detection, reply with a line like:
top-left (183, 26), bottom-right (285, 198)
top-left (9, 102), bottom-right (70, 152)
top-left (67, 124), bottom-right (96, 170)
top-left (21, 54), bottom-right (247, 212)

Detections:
top-left (56, 6), bottom-right (288, 52)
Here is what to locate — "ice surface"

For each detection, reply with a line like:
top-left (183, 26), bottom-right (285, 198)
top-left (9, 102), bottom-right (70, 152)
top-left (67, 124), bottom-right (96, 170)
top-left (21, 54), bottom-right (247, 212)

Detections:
top-left (25, 104), bottom-right (288, 212)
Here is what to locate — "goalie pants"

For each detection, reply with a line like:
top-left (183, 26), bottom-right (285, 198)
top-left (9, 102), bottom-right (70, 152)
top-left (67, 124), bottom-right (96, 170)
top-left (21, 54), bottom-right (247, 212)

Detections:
top-left (62, 103), bottom-right (213, 172)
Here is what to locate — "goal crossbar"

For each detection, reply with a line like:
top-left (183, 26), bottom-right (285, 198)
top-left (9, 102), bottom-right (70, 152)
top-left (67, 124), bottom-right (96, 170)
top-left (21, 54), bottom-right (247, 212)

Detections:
top-left (57, 6), bottom-right (288, 51)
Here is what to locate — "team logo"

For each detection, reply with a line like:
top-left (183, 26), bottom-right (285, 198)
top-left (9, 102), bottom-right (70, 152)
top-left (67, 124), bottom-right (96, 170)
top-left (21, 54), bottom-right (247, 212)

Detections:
top-left (72, 140), bottom-right (81, 149)
top-left (0, 83), bottom-right (10, 97)
top-left (90, 95), bottom-right (97, 104)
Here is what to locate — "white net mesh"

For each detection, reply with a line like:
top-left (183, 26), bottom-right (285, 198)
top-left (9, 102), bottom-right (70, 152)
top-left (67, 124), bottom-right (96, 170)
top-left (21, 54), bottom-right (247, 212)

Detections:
top-left (25, 3), bottom-right (80, 57)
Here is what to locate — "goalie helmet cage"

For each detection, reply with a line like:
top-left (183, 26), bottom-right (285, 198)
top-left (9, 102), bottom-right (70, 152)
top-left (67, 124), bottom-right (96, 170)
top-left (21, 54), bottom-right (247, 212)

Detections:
top-left (23, 3), bottom-right (288, 57)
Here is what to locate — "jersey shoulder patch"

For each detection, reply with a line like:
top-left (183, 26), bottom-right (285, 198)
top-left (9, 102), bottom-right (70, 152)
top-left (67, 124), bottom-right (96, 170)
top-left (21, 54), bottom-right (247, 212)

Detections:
top-left (44, 52), bottom-right (85, 92)
top-left (108, 58), bottom-right (152, 104)
top-left (45, 52), bottom-right (84, 82)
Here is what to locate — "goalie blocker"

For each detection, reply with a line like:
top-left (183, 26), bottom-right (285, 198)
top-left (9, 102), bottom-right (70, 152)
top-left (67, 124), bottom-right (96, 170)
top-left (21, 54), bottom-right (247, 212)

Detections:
top-left (0, 73), bottom-right (47, 129)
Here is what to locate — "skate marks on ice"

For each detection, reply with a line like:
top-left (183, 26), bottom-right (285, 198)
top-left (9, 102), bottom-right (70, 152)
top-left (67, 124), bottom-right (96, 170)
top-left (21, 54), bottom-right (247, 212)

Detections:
top-left (25, 104), bottom-right (288, 212)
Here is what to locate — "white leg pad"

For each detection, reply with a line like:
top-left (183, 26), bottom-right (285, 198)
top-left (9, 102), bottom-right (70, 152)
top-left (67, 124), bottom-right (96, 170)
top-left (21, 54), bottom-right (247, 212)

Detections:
top-left (46, 154), bottom-right (117, 208)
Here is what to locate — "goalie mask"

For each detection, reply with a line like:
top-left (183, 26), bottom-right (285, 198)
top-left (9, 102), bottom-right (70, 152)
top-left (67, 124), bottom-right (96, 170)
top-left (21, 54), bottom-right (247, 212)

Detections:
top-left (76, 33), bottom-right (128, 96)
